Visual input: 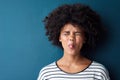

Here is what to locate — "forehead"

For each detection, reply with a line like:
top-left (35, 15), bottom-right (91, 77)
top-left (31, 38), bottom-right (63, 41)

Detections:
top-left (61, 23), bottom-right (83, 32)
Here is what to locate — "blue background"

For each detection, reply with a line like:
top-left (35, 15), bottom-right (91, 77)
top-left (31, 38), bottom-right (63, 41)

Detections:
top-left (0, 0), bottom-right (120, 80)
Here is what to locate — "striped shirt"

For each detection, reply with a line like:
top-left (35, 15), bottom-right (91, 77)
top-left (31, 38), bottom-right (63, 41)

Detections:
top-left (37, 61), bottom-right (110, 80)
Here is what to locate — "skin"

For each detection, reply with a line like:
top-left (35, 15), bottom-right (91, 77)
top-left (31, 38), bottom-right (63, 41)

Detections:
top-left (57, 23), bottom-right (91, 73)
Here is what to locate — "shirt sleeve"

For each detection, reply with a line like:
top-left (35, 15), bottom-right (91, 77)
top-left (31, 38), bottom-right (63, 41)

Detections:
top-left (94, 64), bottom-right (110, 80)
top-left (37, 68), bottom-right (45, 80)
top-left (102, 67), bottom-right (110, 80)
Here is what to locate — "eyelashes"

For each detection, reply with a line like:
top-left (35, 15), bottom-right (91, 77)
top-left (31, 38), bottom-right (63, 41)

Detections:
top-left (62, 32), bottom-right (82, 36)
top-left (74, 32), bottom-right (82, 36)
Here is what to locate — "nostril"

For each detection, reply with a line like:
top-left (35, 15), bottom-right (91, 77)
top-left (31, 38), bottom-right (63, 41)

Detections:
top-left (69, 38), bottom-right (74, 41)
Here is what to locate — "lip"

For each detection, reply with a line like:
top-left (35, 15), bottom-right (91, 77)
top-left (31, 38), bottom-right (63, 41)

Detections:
top-left (68, 44), bottom-right (75, 49)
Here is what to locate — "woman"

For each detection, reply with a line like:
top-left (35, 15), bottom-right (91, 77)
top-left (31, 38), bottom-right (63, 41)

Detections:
top-left (37, 3), bottom-right (110, 80)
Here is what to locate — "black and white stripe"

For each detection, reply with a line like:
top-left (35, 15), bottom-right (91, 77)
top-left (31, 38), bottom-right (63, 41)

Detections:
top-left (37, 61), bottom-right (110, 80)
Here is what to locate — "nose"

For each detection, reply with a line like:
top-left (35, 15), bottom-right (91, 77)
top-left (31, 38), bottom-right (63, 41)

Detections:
top-left (69, 34), bottom-right (74, 41)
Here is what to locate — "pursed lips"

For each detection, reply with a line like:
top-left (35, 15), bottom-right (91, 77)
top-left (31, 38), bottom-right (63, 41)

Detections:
top-left (68, 43), bottom-right (75, 49)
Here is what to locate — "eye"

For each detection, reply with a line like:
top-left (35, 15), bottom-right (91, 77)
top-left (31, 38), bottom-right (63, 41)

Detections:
top-left (75, 32), bottom-right (82, 36)
top-left (63, 33), bottom-right (69, 35)
top-left (62, 31), bottom-right (70, 36)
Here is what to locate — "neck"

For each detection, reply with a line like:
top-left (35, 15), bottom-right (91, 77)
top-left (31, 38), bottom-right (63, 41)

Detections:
top-left (59, 51), bottom-right (84, 65)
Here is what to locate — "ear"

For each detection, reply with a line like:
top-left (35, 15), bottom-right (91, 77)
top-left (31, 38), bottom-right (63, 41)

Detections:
top-left (59, 36), bottom-right (61, 42)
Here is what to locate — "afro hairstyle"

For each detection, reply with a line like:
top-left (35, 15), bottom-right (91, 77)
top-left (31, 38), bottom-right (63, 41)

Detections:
top-left (43, 3), bottom-right (103, 54)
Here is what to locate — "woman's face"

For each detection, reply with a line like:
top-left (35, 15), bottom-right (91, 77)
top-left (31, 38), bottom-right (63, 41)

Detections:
top-left (59, 23), bottom-right (85, 56)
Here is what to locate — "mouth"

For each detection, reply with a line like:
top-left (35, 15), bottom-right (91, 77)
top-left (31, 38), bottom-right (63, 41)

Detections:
top-left (68, 44), bottom-right (75, 49)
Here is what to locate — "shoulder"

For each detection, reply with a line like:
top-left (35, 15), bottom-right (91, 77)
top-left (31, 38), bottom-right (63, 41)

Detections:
top-left (40, 62), bottom-right (56, 73)
top-left (91, 61), bottom-right (107, 68)
top-left (89, 61), bottom-right (110, 80)
top-left (90, 61), bottom-right (108, 72)
top-left (37, 62), bottom-right (57, 80)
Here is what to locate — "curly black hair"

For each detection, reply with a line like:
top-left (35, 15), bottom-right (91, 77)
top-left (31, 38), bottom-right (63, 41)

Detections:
top-left (43, 3), bottom-right (103, 54)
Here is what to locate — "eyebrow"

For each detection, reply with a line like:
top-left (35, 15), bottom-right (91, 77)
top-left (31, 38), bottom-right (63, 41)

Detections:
top-left (63, 31), bottom-right (82, 33)
top-left (74, 31), bottom-right (82, 33)
top-left (63, 31), bottom-right (70, 33)
top-left (62, 31), bottom-right (83, 35)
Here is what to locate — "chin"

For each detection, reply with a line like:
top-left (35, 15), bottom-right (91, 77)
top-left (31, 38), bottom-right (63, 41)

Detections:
top-left (67, 50), bottom-right (79, 56)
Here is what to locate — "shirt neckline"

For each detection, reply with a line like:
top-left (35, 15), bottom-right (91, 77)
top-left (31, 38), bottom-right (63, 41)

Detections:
top-left (55, 60), bottom-right (93, 74)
